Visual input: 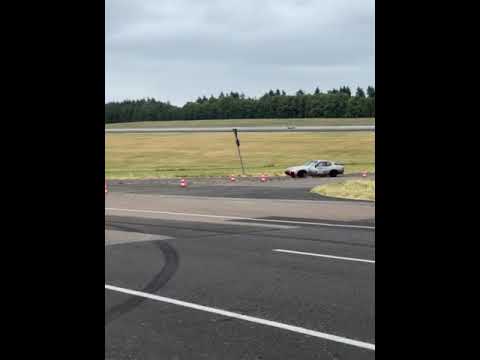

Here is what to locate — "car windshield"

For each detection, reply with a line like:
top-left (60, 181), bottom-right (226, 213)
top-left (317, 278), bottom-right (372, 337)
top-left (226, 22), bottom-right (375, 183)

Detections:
top-left (304, 160), bottom-right (315, 166)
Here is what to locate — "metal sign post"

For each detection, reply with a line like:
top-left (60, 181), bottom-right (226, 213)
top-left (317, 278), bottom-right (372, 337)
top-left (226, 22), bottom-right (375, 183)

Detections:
top-left (232, 128), bottom-right (245, 175)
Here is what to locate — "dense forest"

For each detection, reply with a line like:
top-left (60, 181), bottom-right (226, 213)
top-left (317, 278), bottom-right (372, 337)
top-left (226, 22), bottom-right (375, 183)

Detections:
top-left (105, 86), bottom-right (375, 123)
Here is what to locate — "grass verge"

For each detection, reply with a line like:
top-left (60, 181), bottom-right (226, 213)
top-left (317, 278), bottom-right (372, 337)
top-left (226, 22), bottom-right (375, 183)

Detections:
top-left (310, 180), bottom-right (375, 201)
top-left (106, 132), bottom-right (375, 179)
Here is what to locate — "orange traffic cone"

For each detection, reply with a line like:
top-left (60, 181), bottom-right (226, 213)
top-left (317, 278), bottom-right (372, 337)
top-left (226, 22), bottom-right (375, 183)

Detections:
top-left (260, 174), bottom-right (267, 182)
top-left (362, 170), bottom-right (368, 177)
top-left (230, 175), bottom-right (236, 182)
top-left (180, 178), bottom-right (188, 188)
top-left (105, 181), bottom-right (108, 194)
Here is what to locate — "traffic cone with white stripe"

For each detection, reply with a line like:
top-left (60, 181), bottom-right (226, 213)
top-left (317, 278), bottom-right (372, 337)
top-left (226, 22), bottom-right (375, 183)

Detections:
top-left (180, 178), bottom-right (188, 188)
top-left (229, 175), bottom-right (236, 182)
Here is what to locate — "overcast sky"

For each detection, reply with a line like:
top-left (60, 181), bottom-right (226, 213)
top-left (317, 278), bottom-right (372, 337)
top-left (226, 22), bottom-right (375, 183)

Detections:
top-left (106, 0), bottom-right (374, 105)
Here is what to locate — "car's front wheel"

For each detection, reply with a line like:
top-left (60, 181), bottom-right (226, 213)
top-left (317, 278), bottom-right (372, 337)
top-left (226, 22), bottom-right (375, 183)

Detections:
top-left (297, 170), bottom-right (307, 178)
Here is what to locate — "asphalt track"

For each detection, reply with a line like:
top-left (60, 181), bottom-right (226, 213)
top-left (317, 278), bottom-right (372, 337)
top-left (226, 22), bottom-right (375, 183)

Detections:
top-left (105, 179), bottom-right (375, 359)
top-left (105, 125), bottom-right (375, 133)
top-left (107, 175), bottom-right (375, 203)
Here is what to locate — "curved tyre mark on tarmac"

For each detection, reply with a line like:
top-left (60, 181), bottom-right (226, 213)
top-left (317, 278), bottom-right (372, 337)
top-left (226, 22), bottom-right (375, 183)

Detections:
top-left (105, 225), bottom-right (179, 326)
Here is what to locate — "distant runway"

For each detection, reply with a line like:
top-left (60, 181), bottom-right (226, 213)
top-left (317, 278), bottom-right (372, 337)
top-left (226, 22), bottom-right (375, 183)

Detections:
top-left (105, 125), bottom-right (375, 133)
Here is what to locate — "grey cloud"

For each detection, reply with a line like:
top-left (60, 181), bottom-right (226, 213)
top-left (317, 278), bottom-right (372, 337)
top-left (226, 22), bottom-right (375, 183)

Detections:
top-left (106, 0), bottom-right (374, 105)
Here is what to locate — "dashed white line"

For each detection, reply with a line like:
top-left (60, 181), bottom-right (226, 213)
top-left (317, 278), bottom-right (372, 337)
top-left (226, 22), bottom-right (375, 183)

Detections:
top-left (105, 208), bottom-right (375, 230)
top-left (105, 284), bottom-right (375, 351)
top-left (273, 249), bottom-right (375, 263)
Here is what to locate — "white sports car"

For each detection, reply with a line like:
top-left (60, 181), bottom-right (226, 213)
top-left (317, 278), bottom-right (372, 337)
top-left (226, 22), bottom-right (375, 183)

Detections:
top-left (285, 160), bottom-right (345, 178)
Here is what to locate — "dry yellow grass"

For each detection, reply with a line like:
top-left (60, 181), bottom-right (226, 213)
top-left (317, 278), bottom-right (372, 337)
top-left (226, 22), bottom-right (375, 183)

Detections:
top-left (310, 180), bottom-right (375, 201)
top-left (105, 132), bottom-right (375, 179)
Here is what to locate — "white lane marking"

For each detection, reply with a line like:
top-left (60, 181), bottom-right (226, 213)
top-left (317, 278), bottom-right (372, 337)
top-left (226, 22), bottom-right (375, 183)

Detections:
top-left (105, 284), bottom-right (375, 351)
top-left (104, 230), bottom-right (171, 246)
top-left (273, 249), bottom-right (375, 264)
top-left (105, 208), bottom-right (375, 230)
top-left (226, 221), bottom-right (297, 230)
top-left (117, 193), bottom-right (375, 207)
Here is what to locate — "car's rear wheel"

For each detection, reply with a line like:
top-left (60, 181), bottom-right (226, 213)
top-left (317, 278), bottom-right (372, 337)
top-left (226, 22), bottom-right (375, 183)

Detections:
top-left (329, 170), bottom-right (338, 177)
top-left (297, 170), bottom-right (307, 178)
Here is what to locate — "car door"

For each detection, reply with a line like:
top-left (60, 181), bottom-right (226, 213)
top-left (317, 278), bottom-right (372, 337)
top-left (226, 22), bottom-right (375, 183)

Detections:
top-left (314, 161), bottom-right (326, 175)
top-left (323, 161), bottom-right (333, 174)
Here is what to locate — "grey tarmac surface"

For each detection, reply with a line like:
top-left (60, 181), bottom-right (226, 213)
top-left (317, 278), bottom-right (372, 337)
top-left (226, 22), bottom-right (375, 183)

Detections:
top-left (107, 175), bottom-right (375, 203)
top-left (105, 179), bottom-right (375, 359)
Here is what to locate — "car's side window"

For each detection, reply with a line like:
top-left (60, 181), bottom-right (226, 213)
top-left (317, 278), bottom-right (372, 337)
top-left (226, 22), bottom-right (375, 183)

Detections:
top-left (324, 162), bottom-right (331, 166)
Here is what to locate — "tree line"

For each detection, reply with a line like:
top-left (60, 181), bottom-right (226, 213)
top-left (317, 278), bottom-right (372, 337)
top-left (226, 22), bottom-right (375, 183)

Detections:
top-left (105, 86), bottom-right (375, 123)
